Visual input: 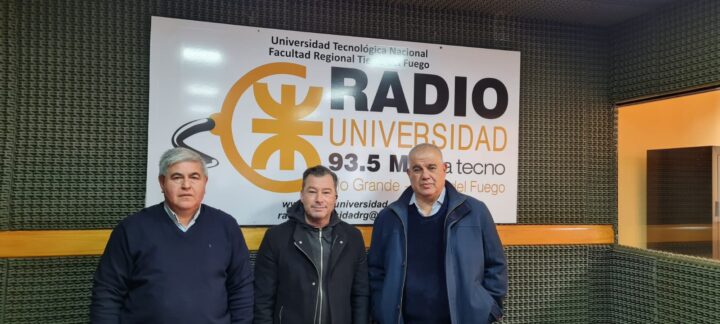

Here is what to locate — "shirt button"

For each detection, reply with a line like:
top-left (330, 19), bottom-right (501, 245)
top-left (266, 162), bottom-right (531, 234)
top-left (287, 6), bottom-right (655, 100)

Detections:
top-left (312, 282), bottom-right (316, 286)
top-left (298, 241), bottom-right (303, 244)
top-left (340, 240), bottom-right (344, 244)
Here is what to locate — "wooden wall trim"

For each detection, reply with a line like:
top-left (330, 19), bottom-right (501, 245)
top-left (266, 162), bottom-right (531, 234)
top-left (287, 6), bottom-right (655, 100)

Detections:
top-left (0, 225), bottom-right (614, 258)
top-left (646, 224), bottom-right (712, 243)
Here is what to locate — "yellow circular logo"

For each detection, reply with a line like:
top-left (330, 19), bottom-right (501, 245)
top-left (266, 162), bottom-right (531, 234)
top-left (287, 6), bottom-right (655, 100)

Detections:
top-left (211, 62), bottom-right (323, 193)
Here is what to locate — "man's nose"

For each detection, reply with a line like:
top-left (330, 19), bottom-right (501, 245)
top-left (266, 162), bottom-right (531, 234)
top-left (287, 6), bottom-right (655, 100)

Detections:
top-left (181, 178), bottom-right (192, 188)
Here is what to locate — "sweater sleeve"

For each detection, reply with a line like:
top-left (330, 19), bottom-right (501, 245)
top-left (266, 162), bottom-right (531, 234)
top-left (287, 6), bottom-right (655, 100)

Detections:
top-left (90, 223), bottom-right (132, 324)
top-left (227, 224), bottom-right (254, 324)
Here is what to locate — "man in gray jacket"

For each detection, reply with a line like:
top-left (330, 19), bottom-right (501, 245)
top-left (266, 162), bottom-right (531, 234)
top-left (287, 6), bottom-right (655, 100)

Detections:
top-left (253, 165), bottom-right (369, 324)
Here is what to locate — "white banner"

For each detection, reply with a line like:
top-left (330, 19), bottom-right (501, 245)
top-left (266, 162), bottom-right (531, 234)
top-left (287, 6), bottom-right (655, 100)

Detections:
top-left (148, 17), bottom-right (520, 225)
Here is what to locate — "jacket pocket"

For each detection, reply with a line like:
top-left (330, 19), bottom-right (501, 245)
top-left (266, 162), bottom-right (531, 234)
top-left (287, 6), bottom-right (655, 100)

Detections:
top-left (479, 287), bottom-right (502, 321)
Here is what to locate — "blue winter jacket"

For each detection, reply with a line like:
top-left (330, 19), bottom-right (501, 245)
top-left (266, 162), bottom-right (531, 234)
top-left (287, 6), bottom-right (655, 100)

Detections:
top-left (368, 182), bottom-right (508, 324)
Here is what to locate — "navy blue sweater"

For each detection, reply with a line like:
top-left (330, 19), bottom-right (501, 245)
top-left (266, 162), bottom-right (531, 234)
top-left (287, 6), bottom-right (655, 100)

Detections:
top-left (403, 196), bottom-right (451, 324)
top-left (91, 203), bottom-right (253, 323)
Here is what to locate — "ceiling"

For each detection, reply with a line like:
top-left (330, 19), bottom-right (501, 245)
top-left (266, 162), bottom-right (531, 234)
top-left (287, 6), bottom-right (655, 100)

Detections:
top-left (396, 0), bottom-right (684, 27)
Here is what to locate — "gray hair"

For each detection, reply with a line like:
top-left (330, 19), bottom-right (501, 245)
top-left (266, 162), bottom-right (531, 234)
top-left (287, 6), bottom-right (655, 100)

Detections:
top-left (158, 147), bottom-right (208, 177)
top-left (408, 143), bottom-right (444, 161)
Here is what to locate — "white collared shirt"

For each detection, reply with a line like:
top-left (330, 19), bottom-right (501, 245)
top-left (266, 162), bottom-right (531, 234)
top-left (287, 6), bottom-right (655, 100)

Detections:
top-left (164, 203), bottom-right (201, 232)
top-left (409, 188), bottom-right (446, 216)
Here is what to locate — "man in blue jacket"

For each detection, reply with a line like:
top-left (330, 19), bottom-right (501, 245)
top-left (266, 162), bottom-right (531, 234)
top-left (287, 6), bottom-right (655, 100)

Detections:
top-left (368, 143), bottom-right (507, 324)
top-left (90, 147), bottom-right (253, 323)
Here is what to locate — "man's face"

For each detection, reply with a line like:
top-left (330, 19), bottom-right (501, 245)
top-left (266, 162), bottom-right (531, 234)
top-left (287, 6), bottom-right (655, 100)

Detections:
top-left (300, 174), bottom-right (337, 224)
top-left (407, 148), bottom-right (447, 203)
top-left (159, 161), bottom-right (207, 215)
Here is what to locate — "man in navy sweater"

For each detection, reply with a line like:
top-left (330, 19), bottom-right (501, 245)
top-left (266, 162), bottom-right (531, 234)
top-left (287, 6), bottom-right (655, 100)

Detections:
top-left (369, 143), bottom-right (507, 324)
top-left (91, 147), bottom-right (253, 323)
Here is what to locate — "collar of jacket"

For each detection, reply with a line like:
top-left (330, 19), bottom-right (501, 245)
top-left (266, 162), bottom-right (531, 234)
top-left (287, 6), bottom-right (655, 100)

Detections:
top-left (287, 200), bottom-right (349, 271)
top-left (387, 181), bottom-right (471, 230)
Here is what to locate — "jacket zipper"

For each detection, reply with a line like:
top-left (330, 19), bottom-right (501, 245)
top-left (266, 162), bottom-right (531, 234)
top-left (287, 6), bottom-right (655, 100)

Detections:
top-left (444, 203), bottom-right (462, 240)
top-left (393, 211), bottom-right (407, 324)
top-left (293, 235), bottom-right (322, 324)
top-left (443, 202), bottom-right (463, 324)
top-left (318, 228), bottom-right (324, 324)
